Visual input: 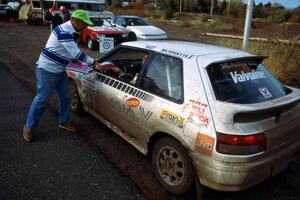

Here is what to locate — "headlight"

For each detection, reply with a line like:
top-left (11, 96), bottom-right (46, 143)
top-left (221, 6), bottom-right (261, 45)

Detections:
top-left (122, 34), bottom-right (127, 37)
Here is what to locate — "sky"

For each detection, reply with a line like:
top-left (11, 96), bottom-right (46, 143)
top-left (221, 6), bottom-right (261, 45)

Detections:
top-left (252, 0), bottom-right (300, 9)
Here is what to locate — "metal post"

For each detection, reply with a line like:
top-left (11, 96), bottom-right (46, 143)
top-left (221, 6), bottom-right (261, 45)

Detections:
top-left (227, 0), bottom-right (231, 18)
top-left (242, 0), bottom-right (254, 50)
top-left (210, 0), bottom-right (215, 16)
top-left (180, 0), bottom-right (183, 13)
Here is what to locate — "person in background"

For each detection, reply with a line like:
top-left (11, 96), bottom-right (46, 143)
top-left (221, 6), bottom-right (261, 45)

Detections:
top-left (50, 8), bottom-right (63, 31)
top-left (18, 0), bottom-right (30, 22)
top-left (60, 6), bottom-right (71, 23)
top-left (23, 10), bottom-right (102, 143)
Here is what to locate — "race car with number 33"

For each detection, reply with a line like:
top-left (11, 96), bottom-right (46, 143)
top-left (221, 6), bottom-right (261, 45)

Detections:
top-left (67, 40), bottom-right (300, 194)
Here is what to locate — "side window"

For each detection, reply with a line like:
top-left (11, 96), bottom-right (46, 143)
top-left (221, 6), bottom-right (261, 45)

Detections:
top-left (114, 18), bottom-right (125, 25)
top-left (99, 48), bottom-right (148, 84)
top-left (140, 54), bottom-right (183, 103)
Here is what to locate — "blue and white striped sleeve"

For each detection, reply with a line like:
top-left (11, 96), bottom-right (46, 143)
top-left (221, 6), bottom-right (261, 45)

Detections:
top-left (54, 27), bottom-right (94, 65)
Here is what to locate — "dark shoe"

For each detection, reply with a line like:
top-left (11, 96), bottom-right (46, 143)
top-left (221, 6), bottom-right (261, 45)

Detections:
top-left (23, 126), bottom-right (35, 142)
top-left (59, 122), bottom-right (77, 133)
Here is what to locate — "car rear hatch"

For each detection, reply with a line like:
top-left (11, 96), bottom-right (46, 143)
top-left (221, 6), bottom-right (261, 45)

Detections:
top-left (205, 57), bottom-right (300, 154)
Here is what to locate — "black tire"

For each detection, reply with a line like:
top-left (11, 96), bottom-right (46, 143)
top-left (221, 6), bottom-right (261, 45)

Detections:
top-left (152, 137), bottom-right (194, 194)
top-left (87, 36), bottom-right (98, 50)
top-left (128, 32), bottom-right (137, 41)
top-left (69, 80), bottom-right (83, 114)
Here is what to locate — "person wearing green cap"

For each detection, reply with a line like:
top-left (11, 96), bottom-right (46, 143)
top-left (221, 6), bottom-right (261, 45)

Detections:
top-left (23, 9), bottom-right (102, 143)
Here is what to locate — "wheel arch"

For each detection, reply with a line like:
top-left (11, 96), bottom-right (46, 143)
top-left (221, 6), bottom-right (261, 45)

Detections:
top-left (149, 131), bottom-right (196, 194)
top-left (147, 131), bottom-right (191, 158)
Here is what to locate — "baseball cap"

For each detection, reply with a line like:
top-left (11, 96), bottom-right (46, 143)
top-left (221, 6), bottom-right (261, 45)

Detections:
top-left (71, 10), bottom-right (93, 25)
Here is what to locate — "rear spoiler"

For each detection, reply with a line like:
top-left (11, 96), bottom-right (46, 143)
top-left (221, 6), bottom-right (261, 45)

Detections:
top-left (210, 55), bottom-right (268, 65)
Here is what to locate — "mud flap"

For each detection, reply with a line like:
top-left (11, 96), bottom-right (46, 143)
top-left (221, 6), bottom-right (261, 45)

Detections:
top-left (194, 169), bottom-right (204, 200)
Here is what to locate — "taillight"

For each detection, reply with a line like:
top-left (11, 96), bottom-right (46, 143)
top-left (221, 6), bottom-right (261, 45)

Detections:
top-left (216, 132), bottom-right (267, 155)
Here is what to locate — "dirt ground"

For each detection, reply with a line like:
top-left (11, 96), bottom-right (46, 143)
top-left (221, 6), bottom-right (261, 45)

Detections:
top-left (1, 21), bottom-right (300, 200)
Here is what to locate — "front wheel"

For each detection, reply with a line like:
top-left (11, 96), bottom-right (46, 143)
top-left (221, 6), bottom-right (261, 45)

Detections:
top-left (69, 80), bottom-right (83, 114)
top-left (152, 137), bottom-right (194, 194)
top-left (128, 32), bottom-right (137, 41)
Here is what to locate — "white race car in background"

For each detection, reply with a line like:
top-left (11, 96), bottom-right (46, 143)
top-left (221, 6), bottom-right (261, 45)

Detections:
top-left (112, 15), bottom-right (167, 41)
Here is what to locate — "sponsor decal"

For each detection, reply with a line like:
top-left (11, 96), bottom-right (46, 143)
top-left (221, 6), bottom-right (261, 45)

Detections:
top-left (259, 87), bottom-right (272, 99)
top-left (229, 70), bottom-right (266, 84)
top-left (160, 109), bottom-right (185, 128)
top-left (145, 45), bottom-right (156, 50)
top-left (184, 99), bottom-right (209, 127)
top-left (111, 98), bottom-right (152, 123)
top-left (82, 73), bottom-right (97, 89)
top-left (195, 133), bottom-right (215, 156)
top-left (140, 107), bottom-right (153, 123)
top-left (126, 98), bottom-right (140, 108)
top-left (272, 96), bottom-right (293, 104)
top-left (161, 48), bottom-right (194, 59)
top-left (220, 61), bottom-right (257, 69)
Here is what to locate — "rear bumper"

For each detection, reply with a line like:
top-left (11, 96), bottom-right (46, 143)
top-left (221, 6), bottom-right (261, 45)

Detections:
top-left (190, 133), bottom-right (300, 191)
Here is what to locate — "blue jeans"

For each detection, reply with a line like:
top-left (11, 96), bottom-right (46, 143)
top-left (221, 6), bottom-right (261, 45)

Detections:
top-left (26, 68), bottom-right (71, 129)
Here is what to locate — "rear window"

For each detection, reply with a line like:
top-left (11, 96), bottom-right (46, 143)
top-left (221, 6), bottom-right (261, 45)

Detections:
top-left (207, 59), bottom-right (286, 104)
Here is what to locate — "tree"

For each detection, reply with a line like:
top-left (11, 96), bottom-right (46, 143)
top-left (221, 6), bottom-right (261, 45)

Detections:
top-left (219, 0), bottom-right (227, 14)
top-left (111, 0), bottom-right (121, 8)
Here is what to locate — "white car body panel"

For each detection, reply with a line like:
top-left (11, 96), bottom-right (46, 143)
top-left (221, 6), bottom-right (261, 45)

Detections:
top-left (67, 40), bottom-right (300, 192)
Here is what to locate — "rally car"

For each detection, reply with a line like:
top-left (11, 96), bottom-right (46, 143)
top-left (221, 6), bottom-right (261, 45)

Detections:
top-left (79, 17), bottom-right (128, 50)
top-left (67, 40), bottom-right (300, 194)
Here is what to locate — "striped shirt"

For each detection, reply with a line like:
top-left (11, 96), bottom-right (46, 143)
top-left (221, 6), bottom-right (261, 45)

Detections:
top-left (37, 21), bottom-right (94, 73)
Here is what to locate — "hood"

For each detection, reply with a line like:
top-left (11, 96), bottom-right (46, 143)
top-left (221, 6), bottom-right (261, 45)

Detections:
top-left (128, 25), bottom-right (166, 36)
top-left (87, 26), bottom-right (125, 34)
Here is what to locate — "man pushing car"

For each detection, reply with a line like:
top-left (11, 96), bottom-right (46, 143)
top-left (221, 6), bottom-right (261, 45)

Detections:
top-left (23, 10), bottom-right (102, 142)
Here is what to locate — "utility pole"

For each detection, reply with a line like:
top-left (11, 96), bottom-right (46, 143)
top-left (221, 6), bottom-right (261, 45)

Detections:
top-left (242, 0), bottom-right (254, 50)
top-left (180, 0), bottom-right (183, 13)
top-left (210, 0), bottom-right (215, 16)
top-left (227, 0), bottom-right (231, 17)
top-left (226, 0), bottom-right (231, 23)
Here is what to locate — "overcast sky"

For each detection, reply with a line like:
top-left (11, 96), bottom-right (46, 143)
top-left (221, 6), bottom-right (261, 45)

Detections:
top-left (252, 0), bottom-right (300, 9)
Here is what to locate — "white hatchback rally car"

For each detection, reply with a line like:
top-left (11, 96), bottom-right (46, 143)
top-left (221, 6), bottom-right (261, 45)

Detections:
top-left (67, 41), bottom-right (300, 194)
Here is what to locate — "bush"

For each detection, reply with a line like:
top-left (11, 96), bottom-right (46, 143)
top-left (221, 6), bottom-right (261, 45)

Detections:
top-left (266, 9), bottom-right (290, 23)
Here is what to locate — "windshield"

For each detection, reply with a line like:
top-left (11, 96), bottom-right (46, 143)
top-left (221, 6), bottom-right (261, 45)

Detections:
top-left (125, 17), bottom-right (149, 26)
top-left (207, 59), bottom-right (287, 104)
top-left (90, 18), bottom-right (111, 27)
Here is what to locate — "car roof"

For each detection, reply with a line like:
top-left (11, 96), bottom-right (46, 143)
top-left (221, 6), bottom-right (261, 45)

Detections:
top-left (122, 40), bottom-right (251, 58)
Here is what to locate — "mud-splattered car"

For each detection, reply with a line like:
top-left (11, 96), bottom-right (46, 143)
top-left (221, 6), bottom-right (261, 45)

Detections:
top-left (67, 40), bottom-right (300, 194)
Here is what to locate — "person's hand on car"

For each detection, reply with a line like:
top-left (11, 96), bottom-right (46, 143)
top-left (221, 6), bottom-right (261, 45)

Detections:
top-left (92, 60), bottom-right (102, 71)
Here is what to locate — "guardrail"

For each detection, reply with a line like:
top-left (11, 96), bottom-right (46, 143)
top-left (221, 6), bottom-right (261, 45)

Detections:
top-left (202, 32), bottom-right (300, 46)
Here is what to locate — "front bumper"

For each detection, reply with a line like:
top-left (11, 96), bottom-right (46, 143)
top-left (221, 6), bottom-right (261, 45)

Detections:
top-left (190, 133), bottom-right (300, 191)
top-left (137, 34), bottom-right (167, 40)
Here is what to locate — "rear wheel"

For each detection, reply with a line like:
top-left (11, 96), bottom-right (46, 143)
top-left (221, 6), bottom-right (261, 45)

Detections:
top-left (152, 137), bottom-right (194, 194)
top-left (69, 80), bottom-right (83, 114)
top-left (87, 36), bottom-right (98, 50)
